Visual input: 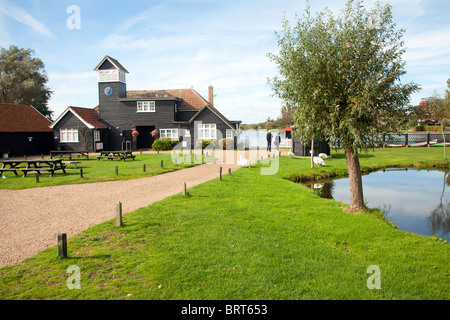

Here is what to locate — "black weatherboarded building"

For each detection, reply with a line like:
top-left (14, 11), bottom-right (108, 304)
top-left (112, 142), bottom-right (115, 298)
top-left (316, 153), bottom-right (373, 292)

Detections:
top-left (0, 104), bottom-right (53, 157)
top-left (52, 56), bottom-right (241, 152)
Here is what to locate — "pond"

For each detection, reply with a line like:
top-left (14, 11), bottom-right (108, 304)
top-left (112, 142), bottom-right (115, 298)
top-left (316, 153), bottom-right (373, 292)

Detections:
top-left (304, 168), bottom-right (450, 241)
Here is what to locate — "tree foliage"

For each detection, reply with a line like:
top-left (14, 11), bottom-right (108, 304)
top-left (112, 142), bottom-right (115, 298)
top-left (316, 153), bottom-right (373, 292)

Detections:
top-left (268, 0), bottom-right (420, 211)
top-left (0, 45), bottom-right (53, 119)
top-left (420, 83), bottom-right (450, 159)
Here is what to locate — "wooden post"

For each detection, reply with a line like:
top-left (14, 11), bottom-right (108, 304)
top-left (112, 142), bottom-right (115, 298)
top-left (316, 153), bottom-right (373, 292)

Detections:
top-left (143, 164), bottom-right (146, 172)
top-left (182, 182), bottom-right (187, 195)
top-left (58, 233), bottom-right (67, 258)
top-left (35, 172), bottom-right (39, 183)
top-left (228, 168), bottom-right (231, 175)
top-left (115, 166), bottom-right (118, 175)
top-left (116, 201), bottom-right (122, 228)
top-left (161, 160), bottom-right (163, 168)
top-left (80, 168), bottom-right (83, 178)
top-left (219, 167), bottom-right (222, 180)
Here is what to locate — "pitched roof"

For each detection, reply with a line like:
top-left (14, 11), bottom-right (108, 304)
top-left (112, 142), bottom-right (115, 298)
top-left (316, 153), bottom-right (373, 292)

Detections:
top-left (50, 106), bottom-right (108, 129)
top-left (0, 104), bottom-right (52, 133)
top-left (94, 55), bottom-right (129, 73)
top-left (126, 88), bottom-right (209, 111)
top-left (189, 104), bottom-right (238, 132)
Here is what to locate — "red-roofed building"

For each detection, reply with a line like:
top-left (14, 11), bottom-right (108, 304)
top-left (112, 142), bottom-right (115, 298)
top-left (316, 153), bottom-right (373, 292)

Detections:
top-left (0, 104), bottom-right (53, 157)
top-left (50, 106), bottom-right (108, 152)
top-left (51, 56), bottom-right (241, 151)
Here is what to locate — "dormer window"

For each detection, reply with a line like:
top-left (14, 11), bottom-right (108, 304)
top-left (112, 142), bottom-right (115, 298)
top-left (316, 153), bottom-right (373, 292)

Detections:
top-left (137, 101), bottom-right (155, 112)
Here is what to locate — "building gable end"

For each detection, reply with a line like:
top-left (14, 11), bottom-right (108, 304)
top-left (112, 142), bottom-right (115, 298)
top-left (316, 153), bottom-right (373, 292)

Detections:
top-left (50, 107), bottom-right (95, 129)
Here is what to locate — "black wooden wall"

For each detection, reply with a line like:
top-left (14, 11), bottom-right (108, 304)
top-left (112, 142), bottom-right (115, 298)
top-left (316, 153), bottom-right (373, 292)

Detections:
top-left (0, 132), bottom-right (53, 157)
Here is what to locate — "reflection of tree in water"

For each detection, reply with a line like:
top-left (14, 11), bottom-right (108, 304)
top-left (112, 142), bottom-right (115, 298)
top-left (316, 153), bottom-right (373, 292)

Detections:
top-left (427, 172), bottom-right (450, 238)
top-left (305, 181), bottom-right (335, 199)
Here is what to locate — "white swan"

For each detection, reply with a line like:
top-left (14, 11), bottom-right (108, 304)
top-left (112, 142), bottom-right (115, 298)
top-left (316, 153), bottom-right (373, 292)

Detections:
top-left (237, 155), bottom-right (251, 167)
top-left (313, 156), bottom-right (326, 166)
top-left (288, 149), bottom-right (296, 158)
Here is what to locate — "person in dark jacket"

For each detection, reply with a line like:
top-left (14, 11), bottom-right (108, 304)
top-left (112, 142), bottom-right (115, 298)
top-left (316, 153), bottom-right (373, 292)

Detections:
top-left (266, 131), bottom-right (272, 152)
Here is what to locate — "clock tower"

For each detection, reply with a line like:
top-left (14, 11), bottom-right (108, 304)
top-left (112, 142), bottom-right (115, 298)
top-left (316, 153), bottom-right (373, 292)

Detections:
top-left (94, 55), bottom-right (128, 106)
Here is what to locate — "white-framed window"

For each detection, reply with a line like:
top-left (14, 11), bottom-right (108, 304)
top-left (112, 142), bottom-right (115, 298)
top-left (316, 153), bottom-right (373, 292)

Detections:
top-left (94, 130), bottom-right (101, 141)
top-left (184, 129), bottom-right (191, 138)
top-left (160, 129), bottom-right (179, 139)
top-left (198, 124), bottom-right (217, 140)
top-left (137, 101), bottom-right (156, 112)
top-left (60, 128), bottom-right (79, 143)
top-left (226, 130), bottom-right (234, 139)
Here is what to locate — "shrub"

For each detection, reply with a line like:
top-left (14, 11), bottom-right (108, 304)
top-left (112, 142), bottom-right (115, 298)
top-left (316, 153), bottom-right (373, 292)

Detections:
top-left (217, 138), bottom-right (234, 150)
top-left (195, 139), bottom-right (216, 150)
top-left (152, 138), bottom-right (174, 151)
top-left (170, 139), bottom-right (180, 149)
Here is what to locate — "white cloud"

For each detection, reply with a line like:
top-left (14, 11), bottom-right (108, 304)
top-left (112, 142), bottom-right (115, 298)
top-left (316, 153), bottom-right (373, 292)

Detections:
top-left (0, 0), bottom-right (56, 39)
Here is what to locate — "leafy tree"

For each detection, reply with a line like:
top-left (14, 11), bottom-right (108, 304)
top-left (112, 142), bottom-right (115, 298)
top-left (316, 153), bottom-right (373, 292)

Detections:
top-left (0, 45), bottom-right (53, 119)
top-left (421, 85), bottom-right (450, 159)
top-left (278, 103), bottom-right (294, 128)
top-left (268, 0), bottom-right (419, 211)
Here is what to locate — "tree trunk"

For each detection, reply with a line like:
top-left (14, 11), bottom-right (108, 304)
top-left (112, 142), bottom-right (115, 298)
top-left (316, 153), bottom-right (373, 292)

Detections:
top-left (441, 123), bottom-right (447, 159)
top-left (310, 139), bottom-right (315, 169)
top-left (344, 146), bottom-right (365, 212)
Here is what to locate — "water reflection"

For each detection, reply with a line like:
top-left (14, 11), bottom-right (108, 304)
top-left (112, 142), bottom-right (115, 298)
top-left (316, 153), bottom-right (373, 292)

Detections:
top-left (304, 169), bottom-right (450, 241)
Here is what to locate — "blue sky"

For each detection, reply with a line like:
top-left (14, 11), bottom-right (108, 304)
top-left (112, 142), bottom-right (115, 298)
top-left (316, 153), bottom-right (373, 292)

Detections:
top-left (0, 0), bottom-right (449, 124)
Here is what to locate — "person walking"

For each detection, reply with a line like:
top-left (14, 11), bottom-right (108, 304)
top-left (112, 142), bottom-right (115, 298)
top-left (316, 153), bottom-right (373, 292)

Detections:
top-left (266, 131), bottom-right (272, 152)
top-left (274, 133), bottom-right (281, 151)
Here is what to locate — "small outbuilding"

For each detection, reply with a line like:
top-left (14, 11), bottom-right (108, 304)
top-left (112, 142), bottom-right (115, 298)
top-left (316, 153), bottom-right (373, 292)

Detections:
top-left (292, 136), bottom-right (330, 157)
top-left (0, 103), bottom-right (53, 157)
top-left (50, 106), bottom-right (108, 152)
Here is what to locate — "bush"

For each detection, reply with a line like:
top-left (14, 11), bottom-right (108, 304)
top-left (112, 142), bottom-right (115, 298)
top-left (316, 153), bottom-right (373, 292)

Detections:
top-left (170, 139), bottom-right (180, 149)
top-left (217, 138), bottom-right (234, 150)
top-left (195, 139), bottom-right (216, 150)
top-left (152, 138), bottom-right (176, 151)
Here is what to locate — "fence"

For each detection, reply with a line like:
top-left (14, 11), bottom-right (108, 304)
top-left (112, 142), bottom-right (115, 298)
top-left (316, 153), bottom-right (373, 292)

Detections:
top-left (383, 132), bottom-right (450, 146)
top-left (328, 132), bottom-right (450, 149)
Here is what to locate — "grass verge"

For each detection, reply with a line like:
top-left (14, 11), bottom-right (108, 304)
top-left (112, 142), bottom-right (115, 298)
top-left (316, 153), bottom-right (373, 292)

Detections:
top-left (0, 147), bottom-right (448, 299)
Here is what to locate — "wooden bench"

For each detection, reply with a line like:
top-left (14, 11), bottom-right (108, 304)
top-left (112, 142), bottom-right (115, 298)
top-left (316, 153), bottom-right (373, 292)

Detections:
top-left (0, 159), bottom-right (66, 178)
top-left (62, 161), bottom-right (81, 169)
top-left (97, 151), bottom-right (135, 161)
top-left (50, 151), bottom-right (89, 160)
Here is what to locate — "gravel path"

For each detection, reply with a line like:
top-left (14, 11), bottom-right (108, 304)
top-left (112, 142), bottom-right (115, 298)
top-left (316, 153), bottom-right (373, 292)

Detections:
top-left (0, 161), bottom-right (240, 268)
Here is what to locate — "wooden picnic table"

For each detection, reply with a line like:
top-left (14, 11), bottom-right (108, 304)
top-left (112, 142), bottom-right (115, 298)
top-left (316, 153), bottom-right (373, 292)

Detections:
top-left (97, 151), bottom-right (136, 161)
top-left (50, 150), bottom-right (89, 160)
top-left (0, 159), bottom-right (67, 178)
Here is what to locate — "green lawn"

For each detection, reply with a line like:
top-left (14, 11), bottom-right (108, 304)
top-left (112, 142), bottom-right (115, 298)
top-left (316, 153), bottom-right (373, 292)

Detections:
top-left (0, 153), bottom-right (211, 190)
top-left (0, 147), bottom-right (448, 299)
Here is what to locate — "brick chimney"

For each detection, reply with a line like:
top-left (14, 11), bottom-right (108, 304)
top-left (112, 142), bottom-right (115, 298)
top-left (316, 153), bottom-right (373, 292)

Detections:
top-left (208, 85), bottom-right (214, 105)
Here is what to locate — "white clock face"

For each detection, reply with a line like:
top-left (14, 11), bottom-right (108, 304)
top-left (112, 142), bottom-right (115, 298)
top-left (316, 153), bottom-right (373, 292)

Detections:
top-left (104, 86), bottom-right (113, 96)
